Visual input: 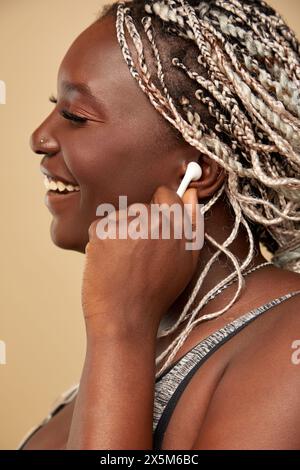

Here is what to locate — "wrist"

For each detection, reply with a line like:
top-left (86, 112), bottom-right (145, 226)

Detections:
top-left (84, 306), bottom-right (159, 344)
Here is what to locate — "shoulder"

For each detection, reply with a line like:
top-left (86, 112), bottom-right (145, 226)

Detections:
top-left (191, 288), bottom-right (300, 450)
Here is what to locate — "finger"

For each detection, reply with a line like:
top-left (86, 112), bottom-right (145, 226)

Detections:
top-left (150, 185), bottom-right (183, 207)
top-left (149, 185), bottom-right (184, 237)
top-left (181, 188), bottom-right (198, 232)
top-left (181, 188), bottom-right (203, 268)
top-left (88, 219), bottom-right (100, 241)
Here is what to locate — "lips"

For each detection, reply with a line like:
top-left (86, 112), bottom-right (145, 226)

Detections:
top-left (40, 165), bottom-right (79, 187)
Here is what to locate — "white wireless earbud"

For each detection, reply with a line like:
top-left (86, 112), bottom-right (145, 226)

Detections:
top-left (176, 162), bottom-right (202, 198)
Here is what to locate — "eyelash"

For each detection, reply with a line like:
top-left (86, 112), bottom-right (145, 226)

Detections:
top-left (49, 94), bottom-right (88, 124)
top-left (49, 94), bottom-right (58, 104)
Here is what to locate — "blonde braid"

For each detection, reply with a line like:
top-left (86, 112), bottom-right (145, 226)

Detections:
top-left (98, 0), bottom-right (300, 379)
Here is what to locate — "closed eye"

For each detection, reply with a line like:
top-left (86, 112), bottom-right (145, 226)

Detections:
top-left (49, 94), bottom-right (88, 125)
top-left (60, 110), bottom-right (88, 124)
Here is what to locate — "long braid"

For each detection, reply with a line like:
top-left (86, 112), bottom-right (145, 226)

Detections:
top-left (98, 0), bottom-right (300, 379)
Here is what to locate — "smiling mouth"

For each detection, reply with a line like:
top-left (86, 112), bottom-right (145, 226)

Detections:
top-left (43, 175), bottom-right (80, 194)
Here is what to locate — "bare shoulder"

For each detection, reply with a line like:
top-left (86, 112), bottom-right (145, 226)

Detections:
top-left (191, 275), bottom-right (300, 450)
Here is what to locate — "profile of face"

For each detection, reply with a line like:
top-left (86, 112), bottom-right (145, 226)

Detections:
top-left (30, 13), bottom-right (203, 253)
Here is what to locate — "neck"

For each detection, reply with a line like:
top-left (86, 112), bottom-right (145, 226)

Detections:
top-left (157, 191), bottom-right (270, 343)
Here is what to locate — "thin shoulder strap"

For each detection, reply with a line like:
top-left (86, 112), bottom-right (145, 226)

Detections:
top-left (17, 383), bottom-right (80, 450)
top-left (153, 290), bottom-right (300, 450)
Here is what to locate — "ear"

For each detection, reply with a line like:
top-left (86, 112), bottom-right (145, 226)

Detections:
top-left (180, 154), bottom-right (226, 200)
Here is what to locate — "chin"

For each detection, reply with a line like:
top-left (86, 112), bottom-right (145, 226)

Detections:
top-left (50, 219), bottom-right (87, 253)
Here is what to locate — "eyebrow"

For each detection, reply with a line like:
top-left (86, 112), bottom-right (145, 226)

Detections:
top-left (61, 80), bottom-right (108, 114)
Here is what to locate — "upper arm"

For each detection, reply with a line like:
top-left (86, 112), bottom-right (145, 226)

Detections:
top-left (192, 305), bottom-right (300, 450)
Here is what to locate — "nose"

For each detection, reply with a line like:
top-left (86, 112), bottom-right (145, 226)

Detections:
top-left (30, 123), bottom-right (59, 156)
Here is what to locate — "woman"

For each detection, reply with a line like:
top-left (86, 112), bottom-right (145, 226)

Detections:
top-left (18, 0), bottom-right (300, 449)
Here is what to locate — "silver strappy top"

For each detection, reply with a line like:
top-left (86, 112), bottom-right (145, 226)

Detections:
top-left (17, 289), bottom-right (300, 450)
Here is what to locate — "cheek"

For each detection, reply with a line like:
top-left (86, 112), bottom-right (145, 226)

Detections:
top-left (62, 126), bottom-right (176, 211)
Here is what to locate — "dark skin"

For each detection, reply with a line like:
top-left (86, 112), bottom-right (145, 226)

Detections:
top-left (26, 14), bottom-right (300, 449)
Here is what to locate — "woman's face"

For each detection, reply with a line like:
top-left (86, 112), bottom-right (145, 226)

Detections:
top-left (30, 14), bottom-right (191, 253)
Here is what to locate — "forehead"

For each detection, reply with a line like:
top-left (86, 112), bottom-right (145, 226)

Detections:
top-left (57, 14), bottom-right (156, 120)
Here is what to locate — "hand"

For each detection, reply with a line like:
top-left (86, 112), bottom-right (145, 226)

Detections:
top-left (81, 186), bottom-right (202, 337)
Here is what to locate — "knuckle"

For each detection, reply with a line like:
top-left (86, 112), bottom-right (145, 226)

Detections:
top-left (85, 241), bottom-right (92, 254)
top-left (152, 185), bottom-right (168, 201)
top-left (88, 220), bottom-right (99, 240)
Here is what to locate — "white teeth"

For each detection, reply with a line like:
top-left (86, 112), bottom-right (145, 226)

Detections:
top-left (44, 175), bottom-right (50, 190)
top-left (49, 180), bottom-right (58, 191)
top-left (57, 181), bottom-right (65, 192)
top-left (43, 175), bottom-right (80, 192)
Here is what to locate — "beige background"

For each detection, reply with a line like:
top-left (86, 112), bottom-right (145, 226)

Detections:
top-left (0, 0), bottom-right (299, 450)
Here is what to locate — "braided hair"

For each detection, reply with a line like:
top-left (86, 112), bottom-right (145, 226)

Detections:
top-left (97, 0), bottom-right (300, 378)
